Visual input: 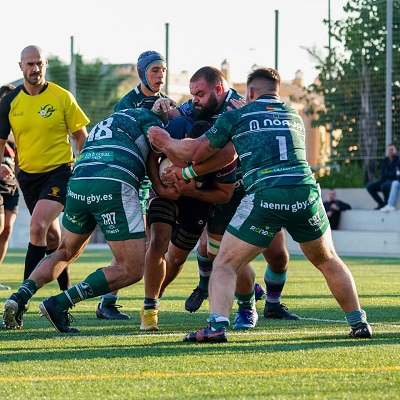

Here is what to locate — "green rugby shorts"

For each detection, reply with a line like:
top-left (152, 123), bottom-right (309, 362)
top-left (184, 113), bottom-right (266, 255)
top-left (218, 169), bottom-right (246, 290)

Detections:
top-left (62, 179), bottom-right (145, 241)
top-left (227, 184), bottom-right (329, 247)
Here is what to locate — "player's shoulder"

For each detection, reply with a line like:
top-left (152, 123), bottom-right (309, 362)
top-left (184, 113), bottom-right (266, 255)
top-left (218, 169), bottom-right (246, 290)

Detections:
top-left (229, 88), bottom-right (245, 101)
top-left (219, 89), bottom-right (244, 114)
top-left (118, 87), bottom-right (142, 107)
top-left (117, 107), bottom-right (142, 118)
top-left (133, 107), bottom-right (163, 126)
top-left (47, 81), bottom-right (69, 93)
top-left (177, 99), bottom-right (194, 117)
top-left (116, 87), bottom-right (168, 111)
top-left (166, 116), bottom-right (194, 139)
top-left (46, 81), bottom-right (77, 102)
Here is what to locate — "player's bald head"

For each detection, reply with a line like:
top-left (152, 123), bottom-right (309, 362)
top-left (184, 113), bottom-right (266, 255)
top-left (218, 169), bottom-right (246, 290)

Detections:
top-left (21, 45), bottom-right (45, 61)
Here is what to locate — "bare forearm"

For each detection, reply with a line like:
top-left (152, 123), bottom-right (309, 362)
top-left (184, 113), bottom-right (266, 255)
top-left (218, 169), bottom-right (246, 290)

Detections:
top-left (192, 143), bottom-right (236, 176)
top-left (72, 129), bottom-right (88, 153)
top-left (148, 126), bottom-right (218, 163)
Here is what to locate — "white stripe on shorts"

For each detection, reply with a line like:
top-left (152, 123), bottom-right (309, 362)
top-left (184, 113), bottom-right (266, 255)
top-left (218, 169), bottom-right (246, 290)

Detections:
top-left (121, 183), bottom-right (144, 233)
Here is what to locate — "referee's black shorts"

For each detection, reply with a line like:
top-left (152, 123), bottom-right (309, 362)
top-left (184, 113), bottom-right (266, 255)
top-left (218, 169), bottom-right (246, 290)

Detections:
top-left (18, 163), bottom-right (74, 214)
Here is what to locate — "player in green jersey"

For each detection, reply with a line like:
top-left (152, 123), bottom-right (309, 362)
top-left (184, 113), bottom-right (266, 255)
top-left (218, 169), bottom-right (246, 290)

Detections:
top-left (96, 50), bottom-right (169, 320)
top-left (148, 67), bottom-right (372, 342)
top-left (153, 67), bottom-right (297, 331)
top-left (2, 98), bottom-right (168, 332)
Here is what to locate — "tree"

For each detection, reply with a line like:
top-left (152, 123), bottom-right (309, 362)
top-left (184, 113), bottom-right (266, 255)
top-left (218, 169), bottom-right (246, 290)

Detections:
top-left (307, 0), bottom-right (400, 184)
top-left (47, 54), bottom-right (132, 131)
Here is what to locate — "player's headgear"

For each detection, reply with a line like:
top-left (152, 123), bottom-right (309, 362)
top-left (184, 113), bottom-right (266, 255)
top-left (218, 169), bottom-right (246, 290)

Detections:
top-left (138, 96), bottom-right (160, 110)
top-left (137, 51), bottom-right (166, 93)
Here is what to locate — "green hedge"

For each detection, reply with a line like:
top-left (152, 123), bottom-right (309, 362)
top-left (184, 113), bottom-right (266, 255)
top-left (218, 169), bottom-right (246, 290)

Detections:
top-left (314, 162), bottom-right (365, 188)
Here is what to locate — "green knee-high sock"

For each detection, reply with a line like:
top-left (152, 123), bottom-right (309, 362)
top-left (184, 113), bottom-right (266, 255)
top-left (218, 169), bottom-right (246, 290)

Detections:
top-left (264, 265), bottom-right (287, 310)
top-left (53, 268), bottom-right (111, 310)
top-left (235, 289), bottom-right (255, 310)
top-left (15, 279), bottom-right (39, 305)
top-left (208, 313), bottom-right (230, 330)
top-left (345, 309), bottom-right (367, 328)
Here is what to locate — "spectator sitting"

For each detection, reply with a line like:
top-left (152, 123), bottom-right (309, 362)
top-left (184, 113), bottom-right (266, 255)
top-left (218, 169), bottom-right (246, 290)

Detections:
top-left (323, 188), bottom-right (351, 230)
top-left (367, 143), bottom-right (399, 210)
top-left (380, 165), bottom-right (400, 212)
top-left (366, 143), bottom-right (399, 210)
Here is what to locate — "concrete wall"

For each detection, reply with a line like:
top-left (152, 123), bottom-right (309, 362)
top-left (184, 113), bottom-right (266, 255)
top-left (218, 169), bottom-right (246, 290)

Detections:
top-left (9, 189), bottom-right (400, 257)
top-left (285, 210), bottom-right (400, 258)
top-left (320, 187), bottom-right (400, 210)
top-left (9, 197), bottom-right (30, 250)
top-left (287, 188), bottom-right (400, 257)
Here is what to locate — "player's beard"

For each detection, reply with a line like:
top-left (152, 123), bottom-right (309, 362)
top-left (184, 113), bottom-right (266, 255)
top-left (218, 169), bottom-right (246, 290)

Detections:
top-left (25, 72), bottom-right (42, 86)
top-left (194, 93), bottom-right (219, 120)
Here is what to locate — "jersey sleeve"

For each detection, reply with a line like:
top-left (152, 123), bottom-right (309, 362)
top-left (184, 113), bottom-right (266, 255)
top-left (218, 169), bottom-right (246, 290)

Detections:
top-left (141, 113), bottom-right (165, 137)
top-left (176, 100), bottom-right (194, 118)
top-left (205, 113), bottom-right (232, 149)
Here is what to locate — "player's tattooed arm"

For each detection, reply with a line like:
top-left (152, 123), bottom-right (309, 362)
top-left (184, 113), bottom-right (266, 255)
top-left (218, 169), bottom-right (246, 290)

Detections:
top-left (197, 134), bottom-right (217, 154)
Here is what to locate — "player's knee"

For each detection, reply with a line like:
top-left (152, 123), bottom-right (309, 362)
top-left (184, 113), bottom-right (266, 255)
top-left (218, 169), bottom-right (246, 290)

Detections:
top-left (148, 233), bottom-right (169, 255)
top-left (269, 251), bottom-right (289, 270)
top-left (197, 237), bottom-right (207, 256)
top-left (0, 225), bottom-right (12, 239)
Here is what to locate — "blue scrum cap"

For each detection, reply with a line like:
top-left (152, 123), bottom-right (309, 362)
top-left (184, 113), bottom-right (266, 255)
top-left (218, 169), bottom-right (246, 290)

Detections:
top-left (137, 51), bottom-right (166, 92)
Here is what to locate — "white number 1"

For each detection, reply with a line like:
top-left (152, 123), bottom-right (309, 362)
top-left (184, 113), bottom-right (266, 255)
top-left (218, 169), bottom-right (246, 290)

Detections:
top-left (276, 136), bottom-right (288, 160)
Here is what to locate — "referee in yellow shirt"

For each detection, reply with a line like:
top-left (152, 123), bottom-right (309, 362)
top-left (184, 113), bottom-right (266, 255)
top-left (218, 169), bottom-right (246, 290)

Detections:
top-left (0, 45), bottom-right (89, 293)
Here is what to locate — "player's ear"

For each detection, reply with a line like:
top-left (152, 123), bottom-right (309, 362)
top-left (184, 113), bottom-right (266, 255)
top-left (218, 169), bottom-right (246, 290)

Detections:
top-left (247, 87), bottom-right (256, 101)
top-left (215, 84), bottom-right (224, 95)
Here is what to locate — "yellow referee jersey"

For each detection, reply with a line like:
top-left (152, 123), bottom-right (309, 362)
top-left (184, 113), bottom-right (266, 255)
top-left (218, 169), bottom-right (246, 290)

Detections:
top-left (1, 82), bottom-right (89, 173)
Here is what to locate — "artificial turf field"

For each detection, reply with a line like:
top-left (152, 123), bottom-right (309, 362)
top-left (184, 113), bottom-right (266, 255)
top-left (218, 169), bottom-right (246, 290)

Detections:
top-left (1, 248), bottom-right (399, 399)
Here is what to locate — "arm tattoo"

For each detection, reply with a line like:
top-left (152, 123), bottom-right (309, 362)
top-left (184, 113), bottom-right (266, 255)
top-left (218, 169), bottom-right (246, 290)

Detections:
top-left (198, 135), bottom-right (217, 153)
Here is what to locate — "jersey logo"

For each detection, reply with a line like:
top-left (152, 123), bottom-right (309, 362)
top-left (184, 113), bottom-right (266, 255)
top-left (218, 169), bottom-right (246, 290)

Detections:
top-left (38, 104), bottom-right (57, 118)
top-left (180, 102), bottom-right (192, 115)
top-left (48, 186), bottom-right (61, 197)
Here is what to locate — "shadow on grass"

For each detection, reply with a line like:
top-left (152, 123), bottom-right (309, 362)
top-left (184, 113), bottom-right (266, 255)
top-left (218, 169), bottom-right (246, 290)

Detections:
top-left (1, 330), bottom-right (399, 363)
top-left (1, 303), bottom-right (399, 364)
